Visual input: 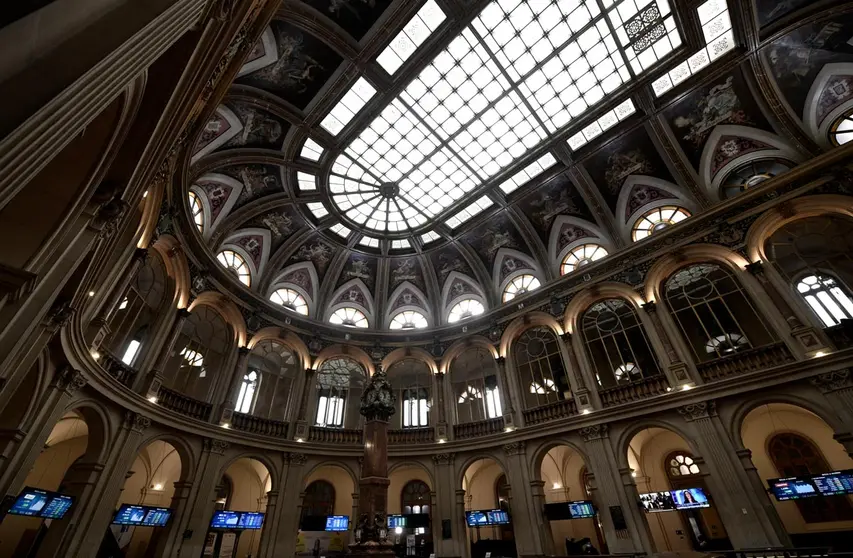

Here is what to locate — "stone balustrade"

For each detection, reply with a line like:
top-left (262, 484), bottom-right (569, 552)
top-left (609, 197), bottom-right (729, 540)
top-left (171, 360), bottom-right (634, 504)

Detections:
top-left (308, 426), bottom-right (363, 445)
top-left (157, 386), bottom-right (213, 421)
top-left (697, 342), bottom-right (794, 382)
top-left (453, 416), bottom-right (505, 439)
top-left (598, 375), bottom-right (670, 407)
top-left (522, 397), bottom-right (578, 425)
top-left (389, 427), bottom-right (433, 444)
top-left (231, 412), bottom-right (289, 437)
top-left (99, 350), bottom-right (137, 388)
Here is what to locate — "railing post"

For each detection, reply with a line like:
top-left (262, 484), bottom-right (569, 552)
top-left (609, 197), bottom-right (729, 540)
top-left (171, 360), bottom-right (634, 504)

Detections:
top-left (294, 367), bottom-right (316, 441)
top-left (641, 301), bottom-right (692, 387)
top-left (138, 308), bottom-right (190, 399)
top-left (560, 332), bottom-right (595, 413)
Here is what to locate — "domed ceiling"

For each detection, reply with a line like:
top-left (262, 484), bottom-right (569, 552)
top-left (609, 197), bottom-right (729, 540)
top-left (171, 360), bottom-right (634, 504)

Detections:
top-left (174, 0), bottom-right (853, 338)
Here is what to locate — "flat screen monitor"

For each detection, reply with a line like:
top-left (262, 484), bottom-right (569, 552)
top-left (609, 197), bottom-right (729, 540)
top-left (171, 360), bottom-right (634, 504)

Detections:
top-left (238, 512), bottom-right (265, 530)
top-left (113, 505), bottom-right (148, 525)
top-left (486, 509), bottom-right (510, 525)
top-left (568, 500), bottom-right (596, 519)
top-left (465, 510), bottom-right (489, 526)
top-left (465, 509), bottom-right (511, 526)
top-left (671, 488), bottom-right (710, 510)
top-left (639, 491), bottom-right (677, 513)
top-left (39, 494), bottom-right (74, 520)
top-left (388, 515), bottom-right (406, 529)
top-left (210, 511), bottom-right (241, 529)
top-left (325, 515), bottom-right (349, 531)
top-left (7, 488), bottom-right (75, 520)
top-left (812, 470), bottom-right (853, 496)
top-left (768, 477), bottom-right (819, 501)
top-left (140, 508), bottom-right (172, 527)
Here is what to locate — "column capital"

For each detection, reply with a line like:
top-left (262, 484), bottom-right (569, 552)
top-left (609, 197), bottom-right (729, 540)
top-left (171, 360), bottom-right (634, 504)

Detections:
top-left (53, 366), bottom-right (87, 394)
top-left (641, 300), bottom-right (657, 313)
top-left (288, 452), bottom-right (308, 465)
top-left (495, 356), bottom-right (506, 365)
top-left (503, 441), bottom-right (525, 456)
top-left (677, 401), bottom-right (717, 421)
top-left (432, 453), bottom-right (455, 466)
top-left (176, 308), bottom-right (192, 319)
top-left (529, 480), bottom-right (546, 488)
top-left (237, 346), bottom-right (251, 357)
top-left (203, 438), bottom-right (229, 455)
top-left (123, 411), bottom-right (151, 433)
top-left (745, 261), bottom-right (765, 277)
top-left (579, 424), bottom-right (609, 441)
top-left (810, 369), bottom-right (853, 393)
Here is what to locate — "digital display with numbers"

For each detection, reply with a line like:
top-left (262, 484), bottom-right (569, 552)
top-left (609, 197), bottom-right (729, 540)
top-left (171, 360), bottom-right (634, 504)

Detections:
top-left (325, 515), bottom-right (349, 531)
top-left (812, 470), bottom-right (853, 496)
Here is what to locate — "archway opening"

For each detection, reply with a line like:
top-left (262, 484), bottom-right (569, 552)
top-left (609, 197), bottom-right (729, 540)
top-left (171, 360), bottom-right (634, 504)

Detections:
top-left (206, 458), bottom-right (271, 558)
top-left (388, 464), bottom-right (433, 557)
top-left (298, 465), bottom-right (356, 555)
top-left (462, 457), bottom-right (516, 558)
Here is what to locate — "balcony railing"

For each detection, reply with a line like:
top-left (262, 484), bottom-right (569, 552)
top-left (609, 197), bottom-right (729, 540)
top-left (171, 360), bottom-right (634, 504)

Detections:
top-left (231, 412), bottom-right (289, 437)
top-left (454, 417), bottom-right (505, 439)
top-left (100, 350), bottom-right (137, 388)
top-left (158, 387), bottom-right (212, 421)
top-left (697, 342), bottom-right (794, 382)
top-left (308, 426), bottom-right (363, 445)
top-left (389, 427), bottom-right (433, 444)
top-left (825, 319), bottom-right (853, 349)
top-left (598, 375), bottom-right (669, 407)
top-left (522, 398), bottom-right (578, 425)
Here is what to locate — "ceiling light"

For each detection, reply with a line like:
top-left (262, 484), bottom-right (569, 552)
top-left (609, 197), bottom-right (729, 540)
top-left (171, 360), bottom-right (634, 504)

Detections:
top-left (553, 483), bottom-right (562, 490)
top-left (152, 483), bottom-right (163, 491)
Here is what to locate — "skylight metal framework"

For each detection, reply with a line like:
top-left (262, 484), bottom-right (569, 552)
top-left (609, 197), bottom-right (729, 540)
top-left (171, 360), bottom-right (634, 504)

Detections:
top-left (328, 0), bottom-right (688, 235)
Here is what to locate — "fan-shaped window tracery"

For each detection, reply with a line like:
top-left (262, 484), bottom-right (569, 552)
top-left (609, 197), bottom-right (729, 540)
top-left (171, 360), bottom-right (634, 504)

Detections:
top-left (315, 357), bottom-right (366, 428)
top-left (270, 288), bottom-right (309, 316)
top-left (632, 206), bottom-right (691, 241)
top-left (562, 244), bottom-right (608, 275)
top-left (796, 274), bottom-right (853, 328)
top-left (188, 191), bottom-right (204, 232)
top-left (720, 159), bottom-right (791, 199)
top-left (502, 274), bottom-right (541, 302)
top-left (390, 310), bottom-right (429, 330)
top-left (829, 109), bottom-right (853, 146)
top-left (329, 307), bottom-right (369, 328)
top-left (447, 298), bottom-right (485, 323)
top-left (667, 453), bottom-right (700, 477)
top-left (217, 250), bottom-right (251, 286)
top-left (402, 480), bottom-right (431, 515)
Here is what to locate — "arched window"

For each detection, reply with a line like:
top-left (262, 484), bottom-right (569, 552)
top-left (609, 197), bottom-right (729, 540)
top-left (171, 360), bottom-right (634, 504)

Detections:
top-left (720, 159), bottom-right (791, 199)
top-left (447, 298), bottom-right (485, 323)
top-left (581, 299), bottom-right (661, 388)
top-left (390, 310), bottom-right (429, 330)
top-left (388, 359), bottom-right (431, 429)
top-left (503, 274), bottom-right (541, 302)
top-left (562, 244), bottom-right (608, 275)
top-left (329, 307), bottom-right (369, 328)
top-left (315, 358), bottom-right (365, 428)
top-left (188, 191), bottom-right (204, 232)
top-left (796, 274), bottom-right (853, 327)
top-left (632, 206), bottom-right (691, 241)
top-left (512, 327), bottom-right (568, 409)
top-left (401, 480), bottom-right (431, 515)
top-left (302, 480), bottom-right (336, 519)
top-left (664, 264), bottom-right (775, 362)
top-left (768, 433), bottom-right (853, 523)
top-left (217, 250), bottom-right (251, 286)
top-left (270, 288), bottom-right (309, 315)
top-left (666, 453), bottom-right (700, 478)
top-left (246, 340), bottom-right (299, 421)
top-left (166, 306), bottom-right (230, 401)
top-left (235, 370), bottom-right (258, 414)
top-left (829, 109), bottom-right (853, 146)
top-left (450, 347), bottom-right (502, 423)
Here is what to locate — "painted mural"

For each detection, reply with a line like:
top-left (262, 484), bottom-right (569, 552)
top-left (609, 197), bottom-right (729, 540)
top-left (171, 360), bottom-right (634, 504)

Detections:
top-left (286, 234), bottom-right (338, 280)
top-left (221, 164), bottom-right (285, 210)
top-left (302, 0), bottom-right (393, 40)
top-left (514, 170), bottom-right (592, 241)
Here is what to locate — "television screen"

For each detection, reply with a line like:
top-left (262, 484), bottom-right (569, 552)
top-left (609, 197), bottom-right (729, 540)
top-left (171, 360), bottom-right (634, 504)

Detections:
top-left (812, 470), bottom-right (853, 496)
top-left (639, 491), bottom-right (677, 513)
top-left (325, 515), bottom-right (349, 531)
top-left (238, 512), bottom-right (264, 530)
top-left (141, 508), bottom-right (172, 527)
top-left (39, 494), bottom-right (74, 520)
top-left (568, 501), bottom-right (596, 519)
top-left (671, 488), bottom-right (710, 510)
top-left (113, 505), bottom-right (148, 525)
top-left (8, 488), bottom-right (51, 517)
top-left (486, 509), bottom-right (510, 525)
top-left (465, 511), bottom-right (489, 526)
top-left (388, 515), bottom-right (406, 529)
top-left (768, 477), bottom-right (819, 501)
top-left (210, 511), bottom-right (241, 529)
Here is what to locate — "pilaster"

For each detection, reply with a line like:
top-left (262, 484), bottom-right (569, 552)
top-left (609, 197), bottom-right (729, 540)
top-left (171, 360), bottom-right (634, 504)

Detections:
top-left (432, 453), bottom-right (463, 558)
top-left (495, 356), bottom-right (519, 430)
top-left (218, 346), bottom-right (251, 424)
top-left (501, 441), bottom-right (543, 557)
top-left (268, 452), bottom-right (307, 556)
top-left (641, 302), bottom-right (693, 387)
top-left (810, 369), bottom-right (853, 434)
top-left (138, 307), bottom-right (191, 398)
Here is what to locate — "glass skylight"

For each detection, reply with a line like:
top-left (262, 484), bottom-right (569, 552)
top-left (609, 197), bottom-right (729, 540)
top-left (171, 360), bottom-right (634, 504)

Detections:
top-left (567, 98), bottom-right (636, 150)
top-left (359, 236), bottom-right (380, 248)
top-left (498, 153), bottom-right (557, 194)
top-left (320, 78), bottom-right (377, 135)
top-left (301, 138), bottom-right (324, 161)
top-left (377, 0), bottom-right (446, 75)
top-left (297, 172), bottom-right (316, 191)
top-left (330, 223), bottom-right (351, 238)
top-left (391, 239), bottom-right (410, 250)
top-left (330, 0), bottom-right (684, 233)
top-left (445, 196), bottom-right (493, 229)
top-left (421, 231), bottom-right (440, 244)
top-left (307, 202), bottom-right (328, 219)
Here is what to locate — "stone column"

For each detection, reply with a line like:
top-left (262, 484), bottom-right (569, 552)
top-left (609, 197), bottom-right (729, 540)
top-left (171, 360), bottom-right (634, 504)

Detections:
top-left (218, 346), bottom-right (250, 424)
top-left (434, 372), bottom-right (449, 442)
top-left (432, 453), bottom-right (463, 558)
top-left (641, 302), bottom-right (692, 386)
top-left (735, 449), bottom-right (791, 545)
top-left (677, 402), bottom-right (787, 547)
top-left (560, 333), bottom-right (594, 412)
top-left (746, 262), bottom-right (828, 355)
top-left (138, 308), bottom-right (191, 397)
top-left (293, 368), bottom-right (316, 441)
top-left (268, 453), bottom-right (307, 555)
top-left (530, 479), bottom-right (554, 555)
top-left (579, 425), bottom-right (653, 553)
top-left (147, 480), bottom-right (194, 557)
top-left (495, 357), bottom-right (519, 430)
top-left (256, 489), bottom-right (279, 557)
top-left (500, 441), bottom-right (544, 557)
top-left (175, 438), bottom-right (231, 557)
top-left (89, 247), bottom-right (148, 350)
top-left (455, 488), bottom-right (469, 558)
top-left (811, 369), bottom-right (853, 434)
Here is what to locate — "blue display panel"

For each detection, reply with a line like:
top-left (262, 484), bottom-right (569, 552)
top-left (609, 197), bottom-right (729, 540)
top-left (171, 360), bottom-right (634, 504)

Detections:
top-left (568, 501), bottom-right (596, 519)
top-left (8, 489), bottom-right (50, 517)
top-left (465, 511), bottom-right (488, 526)
top-left (465, 509), bottom-right (511, 526)
top-left (238, 512), bottom-right (265, 530)
top-left (210, 511), bottom-right (241, 529)
top-left (639, 491), bottom-right (677, 512)
top-left (325, 515), bottom-right (349, 531)
top-left (812, 470), bottom-right (853, 496)
top-left (141, 508), bottom-right (172, 527)
top-left (40, 494), bottom-right (74, 519)
top-left (486, 510), bottom-right (510, 525)
top-left (672, 488), bottom-right (710, 510)
top-left (113, 505), bottom-right (148, 525)
top-left (768, 477), bottom-right (819, 501)
top-left (388, 515), bottom-right (406, 528)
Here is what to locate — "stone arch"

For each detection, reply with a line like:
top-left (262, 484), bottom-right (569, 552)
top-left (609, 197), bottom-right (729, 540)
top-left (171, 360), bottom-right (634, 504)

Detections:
top-left (326, 278), bottom-right (375, 326)
top-left (188, 291), bottom-right (248, 347)
top-left (457, 452), bottom-right (511, 489)
top-left (131, 432), bottom-right (197, 484)
top-left (617, 176), bottom-right (697, 243)
top-left (267, 261), bottom-right (319, 316)
top-left (247, 326), bottom-right (311, 370)
top-left (441, 271), bottom-right (487, 325)
top-left (62, 398), bottom-right (112, 464)
top-left (217, 452), bottom-right (279, 493)
top-left (528, 437), bottom-right (590, 482)
top-left (381, 347), bottom-right (438, 375)
top-left (191, 104), bottom-right (243, 162)
top-left (303, 460), bottom-right (360, 490)
top-left (563, 282), bottom-right (646, 335)
top-left (493, 248), bottom-right (544, 296)
top-left (550, 216), bottom-right (615, 277)
top-left (439, 336), bottom-right (498, 374)
top-left (313, 344), bottom-right (375, 376)
top-left (384, 281), bottom-right (432, 329)
top-left (804, 62), bottom-right (853, 148)
top-left (499, 311), bottom-right (564, 358)
top-left (189, 173), bottom-right (244, 240)
top-left (745, 194), bottom-right (853, 263)
top-left (643, 243), bottom-right (750, 304)
top-left (388, 460), bottom-right (435, 487)
top-left (150, 234), bottom-right (192, 309)
top-left (218, 228), bottom-right (272, 288)
top-left (615, 418), bottom-right (700, 471)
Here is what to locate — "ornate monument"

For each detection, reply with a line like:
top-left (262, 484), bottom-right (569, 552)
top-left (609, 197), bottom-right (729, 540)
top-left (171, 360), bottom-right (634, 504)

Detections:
top-left (349, 366), bottom-right (396, 557)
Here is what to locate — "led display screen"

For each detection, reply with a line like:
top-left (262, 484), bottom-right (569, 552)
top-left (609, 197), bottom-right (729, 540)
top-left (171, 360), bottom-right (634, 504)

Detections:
top-left (767, 477), bottom-right (819, 501)
top-left (141, 508), bottom-right (172, 527)
top-left (325, 515), bottom-right (349, 531)
top-left (465, 509), bottom-right (510, 526)
top-left (238, 512), bottom-right (264, 530)
top-left (113, 505), bottom-right (148, 525)
top-left (812, 470), bottom-right (853, 496)
top-left (671, 488), bottom-right (710, 510)
top-left (639, 491), bottom-right (677, 513)
top-left (568, 501), bottom-right (596, 518)
top-left (210, 511), bottom-right (241, 529)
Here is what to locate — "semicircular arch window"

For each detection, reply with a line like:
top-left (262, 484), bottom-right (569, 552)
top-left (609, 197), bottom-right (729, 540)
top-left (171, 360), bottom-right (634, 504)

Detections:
top-left (632, 206), bottom-right (691, 241)
top-left (270, 288), bottom-right (309, 316)
top-left (216, 250), bottom-right (251, 287)
top-left (389, 310), bottom-right (428, 330)
top-left (447, 298), bottom-right (485, 323)
top-left (830, 109), bottom-right (853, 146)
top-left (329, 307), bottom-right (369, 328)
top-left (561, 243), bottom-right (608, 275)
top-left (796, 273), bottom-right (853, 327)
top-left (720, 159), bottom-right (791, 199)
top-left (502, 274), bottom-right (541, 302)
top-left (188, 191), bottom-right (204, 232)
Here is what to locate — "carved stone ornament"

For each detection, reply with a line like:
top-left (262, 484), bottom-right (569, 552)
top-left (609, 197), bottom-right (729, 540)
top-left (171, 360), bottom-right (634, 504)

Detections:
top-left (503, 441), bottom-right (525, 456)
top-left (45, 300), bottom-right (75, 329)
top-left (360, 367), bottom-right (396, 421)
top-left (579, 424), bottom-right (609, 441)
top-left (202, 0), bottom-right (239, 23)
top-left (125, 411), bottom-right (151, 433)
top-left (678, 401), bottom-right (716, 421)
top-left (205, 438), bottom-right (230, 455)
top-left (289, 452), bottom-right (307, 465)
top-left (810, 369), bottom-right (853, 393)
top-left (95, 197), bottom-right (130, 240)
top-left (432, 453), bottom-right (454, 466)
top-left (55, 366), bottom-right (87, 393)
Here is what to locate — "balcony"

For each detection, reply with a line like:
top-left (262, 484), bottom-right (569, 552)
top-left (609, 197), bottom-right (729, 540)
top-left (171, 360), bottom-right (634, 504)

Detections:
top-left (99, 350), bottom-right (137, 388)
top-left (157, 387), bottom-right (212, 421)
top-left (697, 342), bottom-right (794, 382)
top-left (231, 412), bottom-right (289, 437)
top-left (389, 427), bottom-right (433, 444)
top-left (308, 426), bottom-right (363, 445)
top-left (522, 398), bottom-right (578, 425)
top-left (454, 417), bottom-right (505, 440)
top-left (598, 375), bottom-right (669, 407)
